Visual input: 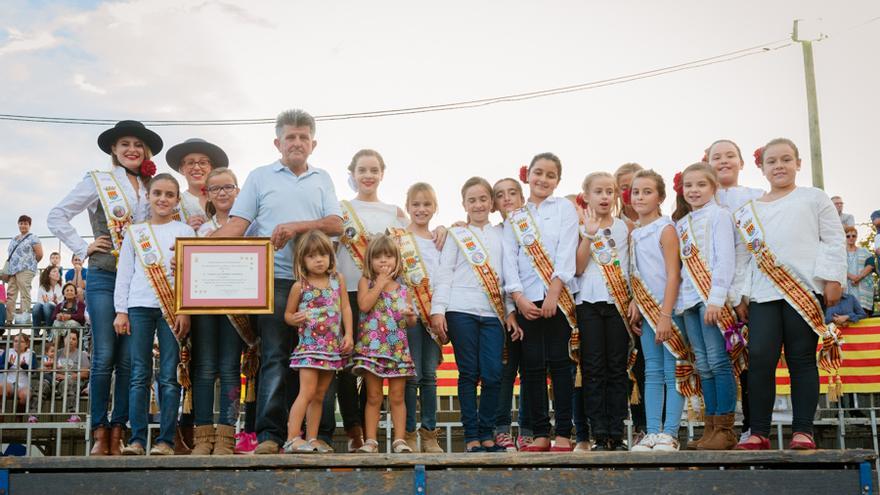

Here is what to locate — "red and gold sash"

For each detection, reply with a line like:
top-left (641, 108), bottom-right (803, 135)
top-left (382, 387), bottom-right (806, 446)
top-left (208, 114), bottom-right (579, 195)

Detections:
top-left (387, 227), bottom-right (445, 352)
top-left (678, 216), bottom-right (749, 377)
top-left (91, 171), bottom-right (133, 261)
top-left (448, 226), bottom-right (507, 324)
top-left (629, 229), bottom-right (702, 401)
top-left (734, 201), bottom-right (843, 400)
top-left (228, 314), bottom-right (260, 402)
top-left (340, 200), bottom-right (370, 270)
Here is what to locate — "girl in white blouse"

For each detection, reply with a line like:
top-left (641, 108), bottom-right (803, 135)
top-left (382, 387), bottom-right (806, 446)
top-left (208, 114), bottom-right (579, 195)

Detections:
top-left (502, 153), bottom-right (579, 452)
top-left (671, 163), bottom-right (738, 450)
top-left (734, 138), bottom-right (846, 451)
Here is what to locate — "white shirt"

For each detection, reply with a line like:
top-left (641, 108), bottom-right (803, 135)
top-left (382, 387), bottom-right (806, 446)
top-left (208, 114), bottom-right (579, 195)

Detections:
top-left (47, 166), bottom-right (149, 261)
top-left (715, 185), bottom-right (764, 212)
top-left (180, 190), bottom-right (206, 219)
top-left (197, 215), bottom-right (258, 238)
top-left (414, 235), bottom-right (441, 291)
top-left (336, 199), bottom-right (407, 286)
top-left (676, 200), bottom-right (736, 311)
top-left (433, 224), bottom-right (514, 317)
top-left (574, 218), bottom-right (629, 305)
top-left (631, 216), bottom-right (675, 301)
top-left (37, 284), bottom-right (63, 305)
top-left (502, 197), bottom-right (579, 302)
top-left (114, 221), bottom-right (195, 313)
top-left (736, 187), bottom-right (847, 303)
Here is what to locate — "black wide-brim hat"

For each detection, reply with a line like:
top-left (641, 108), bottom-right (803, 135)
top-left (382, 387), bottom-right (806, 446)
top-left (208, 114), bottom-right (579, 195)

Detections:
top-left (97, 120), bottom-right (164, 155)
top-left (165, 138), bottom-right (230, 172)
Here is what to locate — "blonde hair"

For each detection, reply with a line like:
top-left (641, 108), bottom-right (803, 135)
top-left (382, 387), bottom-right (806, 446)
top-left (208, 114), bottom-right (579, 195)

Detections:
top-left (460, 176), bottom-right (493, 200)
top-left (672, 163), bottom-right (719, 221)
top-left (204, 167), bottom-right (238, 217)
top-left (362, 234), bottom-right (402, 281)
top-left (581, 171), bottom-right (619, 215)
top-left (406, 182), bottom-right (438, 210)
top-left (293, 230), bottom-right (336, 279)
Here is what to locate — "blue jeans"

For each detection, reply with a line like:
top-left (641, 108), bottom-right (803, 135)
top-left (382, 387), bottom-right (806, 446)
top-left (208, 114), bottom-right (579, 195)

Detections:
top-left (32, 302), bottom-right (56, 328)
top-left (680, 303), bottom-right (736, 415)
top-left (495, 335), bottom-right (531, 436)
top-left (86, 268), bottom-right (130, 429)
top-left (405, 321), bottom-right (440, 432)
top-left (128, 307), bottom-right (180, 447)
top-left (192, 315), bottom-right (243, 425)
top-left (255, 278), bottom-right (298, 445)
top-left (640, 318), bottom-right (686, 436)
top-left (446, 312), bottom-right (504, 443)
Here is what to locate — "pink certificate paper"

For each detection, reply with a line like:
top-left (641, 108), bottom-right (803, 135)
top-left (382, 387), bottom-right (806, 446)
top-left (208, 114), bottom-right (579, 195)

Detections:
top-left (175, 238), bottom-right (274, 314)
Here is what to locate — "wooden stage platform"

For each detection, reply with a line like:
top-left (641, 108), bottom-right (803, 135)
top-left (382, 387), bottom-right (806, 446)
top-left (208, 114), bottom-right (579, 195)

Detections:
top-left (0, 449), bottom-right (875, 494)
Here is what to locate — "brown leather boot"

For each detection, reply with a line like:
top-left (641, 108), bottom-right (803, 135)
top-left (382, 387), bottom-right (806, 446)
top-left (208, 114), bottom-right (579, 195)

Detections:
top-left (687, 415), bottom-right (714, 450)
top-left (418, 428), bottom-right (444, 453)
top-left (699, 413), bottom-right (737, 450)
top-left (110, 425), bottom-right (126, 456)
top-left (174, 425), bottom-right (194, 455)
top-left (190, 425), bottom-right (216, 455)
top-left (90, 426), bottom-right (110, 456)
top-left (346, 425), bottom-right (364, 453)
top-left (212, 425), bottom-right (236, 455)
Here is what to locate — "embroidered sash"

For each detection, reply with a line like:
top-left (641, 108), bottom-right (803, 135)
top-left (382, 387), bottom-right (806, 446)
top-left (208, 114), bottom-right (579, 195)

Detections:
top-left (387, 227), bottom-right (445, 351)
top-left (508, 207), bottom-right (580, 370)
top-left (91, 171), bottom-right (133, 260)
top-left (340, 200), bottom-right (371, 270)
top-left (586, 225), bottom-right (640, 399)
top-left (448, 226), bottom-right (507, 324)
top-left (629, 232), bottom-right (702, 400)
top-left (678, 216), bottom-right (749, 377)
top-left (734, 201), bottom-right (843, 399)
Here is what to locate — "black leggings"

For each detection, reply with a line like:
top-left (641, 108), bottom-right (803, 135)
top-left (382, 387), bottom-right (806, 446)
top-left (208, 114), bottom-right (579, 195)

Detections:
top-left (747, 299), bottom-right (820, 436)
top-left (578, 302), bottom-right (629, 439)
top-left (517, 301), bottom-right (573, 439)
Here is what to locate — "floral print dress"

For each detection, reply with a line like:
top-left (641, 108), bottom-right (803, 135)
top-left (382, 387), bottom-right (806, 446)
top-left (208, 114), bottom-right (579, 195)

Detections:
top-left (289, 273), bottom-right (346, 370)
top-left (351, 283), bottom-right (416, 378)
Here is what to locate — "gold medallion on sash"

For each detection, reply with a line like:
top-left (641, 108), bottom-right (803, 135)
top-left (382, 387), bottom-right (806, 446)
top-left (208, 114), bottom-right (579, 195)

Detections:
top-left (448, 226), bottom-right (507, 324)
top-left (91, 171), bottom-right (133, 260)
top-left (678, 216), bottom-right (749, 377)
top-left (734, 201), bottom-right (843, 400)
top-left (340, 200), bottom-right (371, 270)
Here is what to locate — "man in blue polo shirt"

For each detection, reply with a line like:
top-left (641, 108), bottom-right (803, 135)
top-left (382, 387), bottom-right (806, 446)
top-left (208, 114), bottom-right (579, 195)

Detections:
top-left (213, 109), bottom-right (343, 454)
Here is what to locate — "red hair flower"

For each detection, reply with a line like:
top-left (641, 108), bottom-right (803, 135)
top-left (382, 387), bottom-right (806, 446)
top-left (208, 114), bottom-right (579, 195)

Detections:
top-left (701, 149), bottom-right (709, 163)
top-left (519, 165), bottom-right (529, 183)
top-left (576, 192), bottom-right (588, 210)
top-left (621, 187), bottom-right (632, 206)
top-left (200, 185), bottom-right (208, 196)
top-left (140, 159), bottom-right (157, 179)
top-left (753, 147), bottom-right (764, 168)
top-left (673, 171), bottom-right (683, 195)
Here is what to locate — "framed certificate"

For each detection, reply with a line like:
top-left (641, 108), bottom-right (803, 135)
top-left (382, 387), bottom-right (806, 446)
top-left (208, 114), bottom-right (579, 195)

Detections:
top-left (175, 237), bottom-right (274, 314)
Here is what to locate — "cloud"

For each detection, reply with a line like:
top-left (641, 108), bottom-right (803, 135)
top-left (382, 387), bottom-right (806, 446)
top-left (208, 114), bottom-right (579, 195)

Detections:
top-left (73, 73), bottom-right (107, 94)
top-left (0, 27), bottom-right (59, 56)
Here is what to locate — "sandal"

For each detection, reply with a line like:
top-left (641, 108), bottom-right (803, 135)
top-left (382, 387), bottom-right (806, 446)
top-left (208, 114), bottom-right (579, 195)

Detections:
top-left (392, 439), bottom-right (413, 453)
top-left (356, 439), bottom-right (379, 453)
top-left (734, 434), bottom-right (770, 450)
top-left (788, 432), bottom-right (816, 450)
top-left (282, 437), bottom-right (316, 454)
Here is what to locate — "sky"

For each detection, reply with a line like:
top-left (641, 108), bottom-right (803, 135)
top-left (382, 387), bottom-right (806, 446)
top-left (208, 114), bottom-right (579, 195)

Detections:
top-left (1, 0), bottom-right (879, 267)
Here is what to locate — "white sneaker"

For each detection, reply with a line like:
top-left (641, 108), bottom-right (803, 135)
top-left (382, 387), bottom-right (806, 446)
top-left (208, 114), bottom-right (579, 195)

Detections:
top-left (652, 433), bottom-right (679, 451)
top-left (739, 429), bottom-right (751, 444)
top-left (631, 433), bottom-right (658, 452)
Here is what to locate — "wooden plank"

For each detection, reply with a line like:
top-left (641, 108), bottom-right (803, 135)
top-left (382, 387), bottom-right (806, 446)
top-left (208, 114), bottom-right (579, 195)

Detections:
top-left (1, 449), bottom-right (874, 472)
top-left (8, 468), bottom-right (861, 495)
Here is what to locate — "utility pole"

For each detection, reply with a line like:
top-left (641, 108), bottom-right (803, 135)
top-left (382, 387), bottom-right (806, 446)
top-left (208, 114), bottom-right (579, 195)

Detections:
top-left (792, 19), bottom-right (825, 189)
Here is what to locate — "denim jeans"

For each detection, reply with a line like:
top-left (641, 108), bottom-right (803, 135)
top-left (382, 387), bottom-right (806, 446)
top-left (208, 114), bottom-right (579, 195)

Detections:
top-left (192, 314), bottom-right (244, 425)
top-left (578, 301), bottom-right (629, 440)
top-left (86, 268), bottom-right (130, 429)
top-left (255, 278), bottom-right (299, 445)
top-left (640, 318), bottom-right (686, 436)
top-left (495, 333), bottom-right (532, 436)
top-left (680, 303), bottom-right (736, 415)
top-left (446, 312), bottom-right (504, 443)
top-left (128, 307), bottom-right (180, 448)
top-left (32, 302), bottom-right (56, 328)
top-left (405, 321), bottom-right (441, 432)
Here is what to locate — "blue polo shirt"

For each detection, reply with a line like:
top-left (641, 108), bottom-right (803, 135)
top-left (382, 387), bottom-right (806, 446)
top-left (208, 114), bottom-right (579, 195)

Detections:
top-left (231, 160), bottom-right (342, 280)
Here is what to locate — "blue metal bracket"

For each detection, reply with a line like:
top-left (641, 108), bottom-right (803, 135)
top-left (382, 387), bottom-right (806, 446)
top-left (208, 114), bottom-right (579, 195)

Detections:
top-left (414, 464), bottom-right (426, 495)
top-left (860, 461), bottom-right (873, 495)
top-left (0, 468), bottom-right (9, 495)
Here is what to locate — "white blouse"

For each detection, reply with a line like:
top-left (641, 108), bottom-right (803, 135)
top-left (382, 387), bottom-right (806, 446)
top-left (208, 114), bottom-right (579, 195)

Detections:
top-left (502, 197), bottom-right (579, 302)
top-left (47, 166), bottom-right (149, 261)
top-left (676, 200), bottom-right (737, 311)
top-left (736, 187), bottom-right (847, 303)
top-left (630, 216), bottom-right (676, 302)
top-left (180, 190), bottom-right (206, 219)
top-left (414, 235), bottom-right (441, 290)
top-left (336, 199), bottom-right (407, 287)
top-left (574, 218), bottom-right (629, 305)
top-left (433, 224), bottom-right (514, 318)
top-left (114, 221), bottom-right (195, 313)
top-left (715, 185), bottom-right (764, 212)
top-left (37, 284), bottom-right (63, 305)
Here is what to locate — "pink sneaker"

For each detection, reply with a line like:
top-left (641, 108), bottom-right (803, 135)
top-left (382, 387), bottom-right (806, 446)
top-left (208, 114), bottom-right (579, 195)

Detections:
top-left (495, 433), bottom-right (517, 452)
top-left (67, 415), bottom-right (82, 423)
top-left (234, 431), bottom-right (258, 454)
top-left (27, 416), bottom-right (38, 423)
top-left (516, 435), bottom-right (534, 450)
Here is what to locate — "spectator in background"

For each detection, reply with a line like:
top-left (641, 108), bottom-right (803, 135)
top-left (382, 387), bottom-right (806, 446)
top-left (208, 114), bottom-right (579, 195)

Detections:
top-left (0, 281), bottom-right (6, 325)
top-left (32, 265), bottom-right (63, 328)
top-left (51, 282), bottom-right (86, 335)
top-left (4, 215), bottom-right (43, 325)
top-left (825, 292), bottom-right (867, 327)
top-left (64, 254), bottom-right (87, 303)
top-left (845, 226), bottom-right (875, 315)
top-left (27, 341), bottom-right (55, 422)
top-left (28, 330), bottom-right (88, 423)
top-left (872, 210), bottom-right (880, 256)
top-left (49, 252), bottom-right (62, 271)
top-left (3, 333), bottom-right (34, 409)
top-left (831, 196), bottom-right (855, 227)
